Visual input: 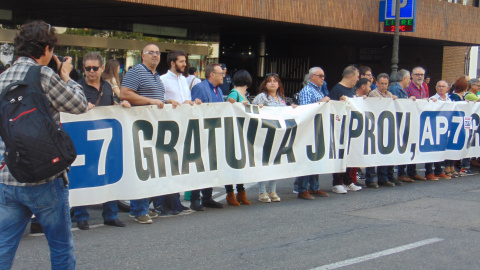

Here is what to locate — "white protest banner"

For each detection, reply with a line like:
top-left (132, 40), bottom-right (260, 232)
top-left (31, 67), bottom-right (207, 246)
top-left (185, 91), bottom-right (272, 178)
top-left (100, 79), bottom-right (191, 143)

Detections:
top-left (345, 98), bottom-right (480, 166)
top-left (62, 102), bottom-right (345, 206)
top-left (61, 99), bottom-right (480, 207)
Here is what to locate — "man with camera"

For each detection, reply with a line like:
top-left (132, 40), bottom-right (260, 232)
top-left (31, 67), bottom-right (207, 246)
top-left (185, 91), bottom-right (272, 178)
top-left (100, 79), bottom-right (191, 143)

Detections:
top-left (0, 21), bottom-right (88, 269)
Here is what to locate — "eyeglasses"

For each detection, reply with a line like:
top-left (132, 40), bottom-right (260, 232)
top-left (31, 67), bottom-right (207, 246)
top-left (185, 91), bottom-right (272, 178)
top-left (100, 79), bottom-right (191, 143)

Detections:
top-left (266, 73), bottom-right (278, 77)
top-left (144, 51), bottom-right (160, 56)
top-left (413, 73), bottom-right (425, 76)
top-left (85, 66), bottom-right (100, 72)
top-left (313, 74), bottom-right (325, 78)
top-left (212, 71), bottom-right (225, 76)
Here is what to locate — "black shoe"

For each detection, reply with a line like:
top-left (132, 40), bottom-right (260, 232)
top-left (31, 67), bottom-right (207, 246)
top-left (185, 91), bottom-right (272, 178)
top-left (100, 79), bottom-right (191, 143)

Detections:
top-left (30, 222), bottom-right (44, 234)
top-left (202, 199), bottom-right (223, 209)
top-left (104, 219), bottom-right (126, 227)
top-left (182, 205), bottom-right (193, 213)
top-left (190, 201), bottom-right (205, 211)
top-left (154, 205), bottom-right (172, 216)
top-left (77, 220), bottom-right (90, 230)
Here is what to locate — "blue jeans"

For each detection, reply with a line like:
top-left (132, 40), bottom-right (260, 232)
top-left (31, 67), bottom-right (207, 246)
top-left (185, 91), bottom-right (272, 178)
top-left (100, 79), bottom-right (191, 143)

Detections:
top-left (0, 178), bottom-right (75, 270)
top-left (377, 166), bottom-right (394, 183)
top-left (74, 201), bottom-right (119, 222)
top-left (296, 175), bottom-right (319, 193)
top-left (130, 199), bottom-right (150, 217)
top-left (365, 167), bottom-right (376, 183)
top-left (461, 158), bottom-right (470, 169)
top-left (258, 180), bottom-right (277, 194)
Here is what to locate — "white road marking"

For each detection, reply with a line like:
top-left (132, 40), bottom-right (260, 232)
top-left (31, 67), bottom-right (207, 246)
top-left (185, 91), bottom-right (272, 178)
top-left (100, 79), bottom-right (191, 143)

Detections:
top-left (311, 238), bottom-right (444, 270)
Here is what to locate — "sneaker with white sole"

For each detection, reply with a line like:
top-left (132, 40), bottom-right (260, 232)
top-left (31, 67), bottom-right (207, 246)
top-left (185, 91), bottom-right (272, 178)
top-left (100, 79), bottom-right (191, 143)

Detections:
top-left (332, 185), bottom-right (347, 194)
top-left (259, 193), bottom-right (271, 203)
top-left (134, 214), bottom-right (153, 224)
top-left (344, 183), bottom-right (362, 191)
top-left (269, 192), bottom-right (281, 202)
top-left (148, 211), bottom-right (159, 219)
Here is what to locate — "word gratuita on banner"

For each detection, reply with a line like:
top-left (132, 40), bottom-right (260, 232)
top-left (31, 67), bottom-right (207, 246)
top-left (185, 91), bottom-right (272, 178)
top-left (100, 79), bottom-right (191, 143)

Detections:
top-left (61, 99), bottom-right (480, 206)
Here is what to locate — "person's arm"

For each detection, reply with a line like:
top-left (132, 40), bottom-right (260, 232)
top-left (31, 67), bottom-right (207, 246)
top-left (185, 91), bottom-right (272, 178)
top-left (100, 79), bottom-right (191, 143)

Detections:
top-left (464, 92), bottom-right (480, 102)
top-left (120, 86), bottom-right (164, 108)
top-left (42, 66), bottom-right (88, 114)
top-left (298, 89), bottom-right (309, 105)
top-left (110, 77), bottom-right (121, 98)
top-left (191, 84), bottom-right (209, 103)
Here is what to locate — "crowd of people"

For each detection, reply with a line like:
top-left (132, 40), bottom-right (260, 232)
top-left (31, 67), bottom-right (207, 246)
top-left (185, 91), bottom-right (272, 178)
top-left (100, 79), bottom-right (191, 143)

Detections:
top-left (1, 20), bottom-right (479, 269)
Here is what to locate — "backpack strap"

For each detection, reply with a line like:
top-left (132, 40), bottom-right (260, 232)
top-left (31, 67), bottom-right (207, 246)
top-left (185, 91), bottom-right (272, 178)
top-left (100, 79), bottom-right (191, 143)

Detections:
top-left (190, 78), bottom-right (196, 90)
top-left (94, 82), bottom-right (104, 106)
top-left (0, 66), bottom-right (43, 101)
top-left (229, 89), bottom-right (240, 102)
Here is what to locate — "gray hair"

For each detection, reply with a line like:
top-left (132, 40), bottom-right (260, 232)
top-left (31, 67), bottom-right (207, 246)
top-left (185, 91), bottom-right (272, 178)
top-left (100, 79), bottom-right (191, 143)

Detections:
top-left (342, 65), bottom-right (358, 78)
top-left (412, 66), bottom-right (425, 74)
top-left (303, 67), bottom-right (323, 86)
top-left (377, 73), bottom-right (389, 82)
top-left (83, 52), bottom-right (103, 66)
top-left (436, 80), bottom-right (450, 87)
top-left (469, 78), bottom-right (480, 86)
top-left (397, 69), bottom-right (410, 80)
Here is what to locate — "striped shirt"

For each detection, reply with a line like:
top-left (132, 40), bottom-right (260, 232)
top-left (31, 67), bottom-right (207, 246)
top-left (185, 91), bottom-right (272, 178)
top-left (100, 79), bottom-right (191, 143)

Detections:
top-left (0, 57), bottom-right (88, 186)
top-left (121, 63), bottom-right (165, 102)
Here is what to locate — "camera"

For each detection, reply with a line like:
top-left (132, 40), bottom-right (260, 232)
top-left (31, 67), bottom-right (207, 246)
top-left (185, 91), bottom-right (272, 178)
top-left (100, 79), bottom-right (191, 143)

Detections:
top-left (47, 54), bottom-right (65, 74)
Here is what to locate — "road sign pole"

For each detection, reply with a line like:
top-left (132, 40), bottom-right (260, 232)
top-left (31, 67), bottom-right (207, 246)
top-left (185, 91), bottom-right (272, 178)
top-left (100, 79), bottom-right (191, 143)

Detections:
top-left (390, 0), bottom-right (401, 84)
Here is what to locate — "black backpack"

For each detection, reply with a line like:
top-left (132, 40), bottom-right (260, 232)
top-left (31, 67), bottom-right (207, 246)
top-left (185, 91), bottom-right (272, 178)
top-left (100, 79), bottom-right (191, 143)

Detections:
top-left (0, 66), bottom-right (77, 183)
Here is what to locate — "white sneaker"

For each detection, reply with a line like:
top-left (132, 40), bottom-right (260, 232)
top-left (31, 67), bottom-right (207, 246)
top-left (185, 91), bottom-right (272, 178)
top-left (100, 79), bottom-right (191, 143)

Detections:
top-left (259, 193), bottom-right (271, 203)
top-left (344, 183), bottom-right (362, 191)
top-left (332, 185), bottom-right (347, 194)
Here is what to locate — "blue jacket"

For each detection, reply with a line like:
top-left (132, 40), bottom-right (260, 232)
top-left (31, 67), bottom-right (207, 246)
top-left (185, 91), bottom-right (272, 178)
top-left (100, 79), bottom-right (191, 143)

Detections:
top-left (388, 82), bottom-right (409, 99)
top-left (191, 79), bottom-right (224, 103)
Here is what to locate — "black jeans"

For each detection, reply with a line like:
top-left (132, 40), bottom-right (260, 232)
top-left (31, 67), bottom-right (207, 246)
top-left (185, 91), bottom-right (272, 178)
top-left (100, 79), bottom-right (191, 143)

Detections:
top-left (190, 188), bottom-right (213, 202)
top-left (225, 184), bottom-right (245, 193)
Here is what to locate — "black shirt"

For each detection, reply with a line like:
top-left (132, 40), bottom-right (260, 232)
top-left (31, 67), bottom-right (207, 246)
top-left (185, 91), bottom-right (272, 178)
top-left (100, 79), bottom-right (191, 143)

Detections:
top-left (328, 83), bottom-right (355, 101)
top-left (77, 77), bottom-right (114, 106)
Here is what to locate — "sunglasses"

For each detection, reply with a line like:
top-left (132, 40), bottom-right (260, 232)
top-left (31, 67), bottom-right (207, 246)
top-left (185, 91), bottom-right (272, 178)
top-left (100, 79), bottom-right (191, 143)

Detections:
top-left (85, 66), bottom-right (100, 72)
top-left (266, 73), bottom-right (279, 77)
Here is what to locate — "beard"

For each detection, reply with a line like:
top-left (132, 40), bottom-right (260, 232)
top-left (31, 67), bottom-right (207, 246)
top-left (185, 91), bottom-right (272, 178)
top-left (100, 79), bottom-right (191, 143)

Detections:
top-left (175, 64), bottom-right (185, 74)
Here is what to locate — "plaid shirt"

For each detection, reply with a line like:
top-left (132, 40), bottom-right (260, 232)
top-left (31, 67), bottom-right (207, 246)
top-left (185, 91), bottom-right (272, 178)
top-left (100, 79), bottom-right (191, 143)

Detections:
top-left (368, 89), bottom-right (394, 98)
top-left (0, 57), bottom-right (88, 186)
top-left (298, 81), bottom-right (328, 105)
top-left (405, 82), bottom-right (428, 99)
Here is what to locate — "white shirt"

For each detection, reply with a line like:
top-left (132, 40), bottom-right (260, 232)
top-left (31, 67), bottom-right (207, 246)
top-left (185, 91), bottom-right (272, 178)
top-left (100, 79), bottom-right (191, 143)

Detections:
top-left (161, 70), bottom-right (191, 103)
top-left (430, 93), bottom-right (451, 101)
top-left (186, 74), bottom-right (201, 90)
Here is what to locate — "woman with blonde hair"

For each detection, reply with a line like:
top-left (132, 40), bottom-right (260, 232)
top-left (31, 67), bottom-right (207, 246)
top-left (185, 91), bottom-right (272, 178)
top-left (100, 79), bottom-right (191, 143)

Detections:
top-left (102, 59), bottom-right (121, 103)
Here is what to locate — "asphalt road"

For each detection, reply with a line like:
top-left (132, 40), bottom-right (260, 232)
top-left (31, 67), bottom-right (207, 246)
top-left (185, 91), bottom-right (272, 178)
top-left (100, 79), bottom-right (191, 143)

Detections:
top-left (11, 168), bottom-right (480, 270)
